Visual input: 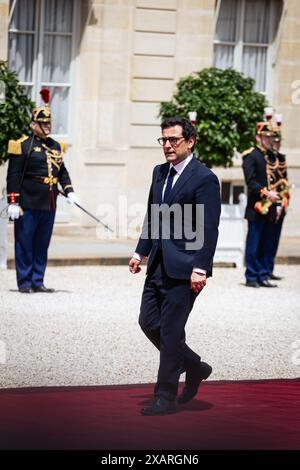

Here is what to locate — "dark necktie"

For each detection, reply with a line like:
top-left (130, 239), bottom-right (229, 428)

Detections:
top-left (163, 167), bottom-right (177, 203)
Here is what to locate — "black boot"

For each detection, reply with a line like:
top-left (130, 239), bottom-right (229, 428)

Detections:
top-left (19, 287), bottom-right (34, 293)
top-left (33, 285), bottom-right (55, 293)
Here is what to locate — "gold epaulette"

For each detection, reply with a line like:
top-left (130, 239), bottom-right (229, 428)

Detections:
top-left (59, 141), bottom-right (67, 154)
top-left (242, 147), bottom-right (255, 157)
top-left (7, 135), bottom-right (29, 155)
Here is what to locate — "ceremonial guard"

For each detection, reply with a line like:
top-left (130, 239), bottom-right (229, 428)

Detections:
top-left (242, 110), bottom-right (289, 287)
top-left (264, 121), bottom-right (289, 280)
top-left (6, 89), bottom-right (79, 293)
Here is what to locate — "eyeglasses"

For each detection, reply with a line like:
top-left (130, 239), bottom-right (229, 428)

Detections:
top-left (157, 136), bottom-right (185, 147)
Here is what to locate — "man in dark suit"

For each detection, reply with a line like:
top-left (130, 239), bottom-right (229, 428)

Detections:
top-left (129, 117), bottom-right (221, 415)
top-left (242, 119), bottom-right (288, 288)
top-left (6, 89), bottom-right (79, 293)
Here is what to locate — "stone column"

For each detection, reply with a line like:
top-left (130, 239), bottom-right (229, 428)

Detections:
top-left (273, 0), bottom-right (300, 235)
top-left (0, 0), bottom-right (8, 61)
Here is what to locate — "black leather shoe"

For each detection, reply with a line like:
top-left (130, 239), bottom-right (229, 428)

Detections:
top-left (259, 280), bottom-right (277, 288)
top-left (178, 361), bottom-right (212, 405)
top-left (268, 274), bottom-right (283, 281)
top-left (141, 397), bottom-right (176, 416)
top-left (33, 285), bottom-right (55, 293)
top-left (245, 280), bottom-right (260, 288)
top-left (19, 287), bottom-right (34, 293)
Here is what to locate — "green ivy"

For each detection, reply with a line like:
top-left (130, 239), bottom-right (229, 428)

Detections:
top-left (159, 67), bottom-right (268, 168)
top-left (0, 61), bottom-right (35, 165)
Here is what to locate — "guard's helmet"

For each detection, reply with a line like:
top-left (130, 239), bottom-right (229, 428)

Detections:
top-left (32, 88), bottom-right (51, 123)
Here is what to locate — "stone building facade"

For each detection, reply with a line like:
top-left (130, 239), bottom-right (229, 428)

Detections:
top-left (0, 0), bottom-right (299, 239)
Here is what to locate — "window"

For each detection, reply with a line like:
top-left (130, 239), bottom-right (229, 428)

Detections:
top-left (8, 0), bottom-right (76, 136)
top-left (213, 0), bottom-right (283, 95)
top-left (221, 181), bottom-right (245, 204)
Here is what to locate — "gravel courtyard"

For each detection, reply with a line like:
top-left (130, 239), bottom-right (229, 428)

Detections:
top-left (0, 265), bottom-right (299, 388)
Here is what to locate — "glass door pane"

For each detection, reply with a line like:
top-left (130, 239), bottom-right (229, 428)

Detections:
top-left (215, 0), bottom-right (238, 42)
top-left (9, 0), bottom-right (37, 30)
top-left (9, 33), bottom-right (35, 83)
top-left (243, 0), bottom-right (270, 44)
top-left (242, 46), bottom-right (267, 92)
top-left (214, 44), bottom-right (235, 69)
top-left (42, 35), bottom-right (72, 83)
top-left (46, 86), bottom-right (70, 135)
top-left (44, 0), bottom-right (73, 33)
top-left (8, 0), bottom-right (37, 92)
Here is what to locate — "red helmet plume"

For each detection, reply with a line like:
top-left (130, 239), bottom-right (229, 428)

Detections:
top-left (40, 88), bottom-right (50, 104)
top-left (32, 88), bottom-right (51, 122)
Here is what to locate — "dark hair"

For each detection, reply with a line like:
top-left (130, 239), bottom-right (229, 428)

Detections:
top-left (160, 116), bottom-right (197, 151)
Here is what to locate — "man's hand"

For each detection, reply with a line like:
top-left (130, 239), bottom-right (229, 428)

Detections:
top-left (129, 257), bottom-right (142, 274)
top-left (190, 272), bottom-right (206, 294)
top-left (266, 190), bottom-right (279, 203)
top-left (7, 204), bottom-right (21, 220)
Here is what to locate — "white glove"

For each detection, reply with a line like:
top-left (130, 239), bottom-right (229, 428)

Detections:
top-left (276, 205), bottom-right (283, 222)
top-left (8, 204), bottom-right (21, 220)
top-left (67, 192), bottom-right (80, 205)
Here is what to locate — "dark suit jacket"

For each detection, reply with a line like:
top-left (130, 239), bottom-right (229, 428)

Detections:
top-left (242, 146), bottom-right (277, 222)
top-left (136, 156), bottom-right (221, 279)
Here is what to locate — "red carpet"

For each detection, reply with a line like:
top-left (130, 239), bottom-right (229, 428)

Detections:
top-left (0, 379), bottom-right (299, 450)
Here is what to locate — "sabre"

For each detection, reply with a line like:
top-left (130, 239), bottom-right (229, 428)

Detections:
top-left (58, 190), bottom-right (114, 233)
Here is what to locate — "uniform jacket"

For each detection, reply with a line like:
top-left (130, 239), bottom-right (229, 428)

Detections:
top-left (135, 156), bottom-right (221, 280)
top-left (6, 134), bottom-right (73, 211)
top-left (242, 146), bottom-right (278, 222)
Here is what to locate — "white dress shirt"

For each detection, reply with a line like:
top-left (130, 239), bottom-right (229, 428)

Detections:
top-left (161, 153), bottom-right (193, 200)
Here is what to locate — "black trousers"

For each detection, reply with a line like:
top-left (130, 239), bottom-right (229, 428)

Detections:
top-left (139, 251), bottom-right (200, 401)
